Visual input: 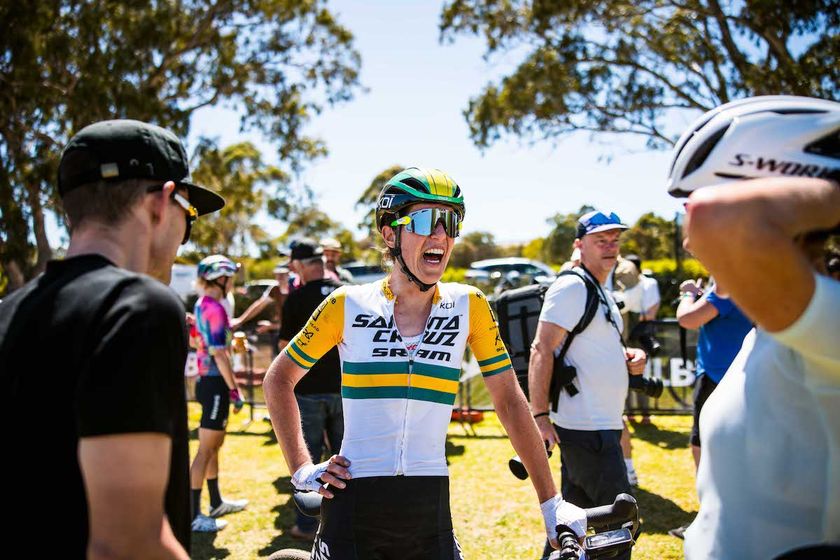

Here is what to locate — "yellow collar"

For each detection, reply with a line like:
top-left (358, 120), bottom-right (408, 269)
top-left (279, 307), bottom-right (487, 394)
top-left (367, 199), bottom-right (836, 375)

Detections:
top-left (381, 275), bottom-right (441, 305)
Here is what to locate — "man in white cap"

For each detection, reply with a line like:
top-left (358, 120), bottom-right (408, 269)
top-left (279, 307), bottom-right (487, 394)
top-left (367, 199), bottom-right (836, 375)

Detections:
top-left (320, 237), bottom-right (354, 283)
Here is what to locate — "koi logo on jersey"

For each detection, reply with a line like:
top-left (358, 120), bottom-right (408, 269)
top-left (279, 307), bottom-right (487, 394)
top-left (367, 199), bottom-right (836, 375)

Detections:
top-left (298, 295), bottom-right (338, 348)
top-left (352, 313), bottom-right (462, 362)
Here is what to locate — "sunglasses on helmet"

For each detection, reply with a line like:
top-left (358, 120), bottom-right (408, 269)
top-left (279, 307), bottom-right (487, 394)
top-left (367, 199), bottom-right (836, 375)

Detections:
top-left (391, 208), bottom-right (462, 238)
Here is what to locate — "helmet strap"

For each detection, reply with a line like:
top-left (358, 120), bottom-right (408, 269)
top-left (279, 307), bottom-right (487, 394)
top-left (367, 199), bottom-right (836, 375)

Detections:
top-left (390, 227), bottom-right (436, 293)
top-left (212, 277), bottom-right (229, 293)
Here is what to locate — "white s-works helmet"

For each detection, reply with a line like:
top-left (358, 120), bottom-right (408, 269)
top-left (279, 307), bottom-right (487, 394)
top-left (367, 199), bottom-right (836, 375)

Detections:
top-left (666, 95), bottom-right (840, 198)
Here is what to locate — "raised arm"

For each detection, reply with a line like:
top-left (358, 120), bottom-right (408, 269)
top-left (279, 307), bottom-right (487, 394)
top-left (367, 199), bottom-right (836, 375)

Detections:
top-left (686, 177), bottom-right (840, 332)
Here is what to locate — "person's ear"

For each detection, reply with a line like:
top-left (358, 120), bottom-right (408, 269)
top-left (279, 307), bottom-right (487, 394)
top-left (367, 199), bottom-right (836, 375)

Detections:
top-left (148, 180), bottom-right (176, 225)
top-left (573, 238), bottom-right (582, 249)
top-left (382, 225), bottom-right (396, 249)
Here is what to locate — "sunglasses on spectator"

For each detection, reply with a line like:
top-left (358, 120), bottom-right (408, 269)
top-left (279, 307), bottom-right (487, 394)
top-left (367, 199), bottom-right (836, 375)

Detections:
top-left (146, 184), bottom-right (197, 244)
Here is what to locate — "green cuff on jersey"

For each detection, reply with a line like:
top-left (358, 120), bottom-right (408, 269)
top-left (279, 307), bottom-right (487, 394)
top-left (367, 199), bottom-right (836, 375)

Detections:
top-left (285, 348), bottom-right (309, 370)
top-left (478, 353), bottom-right (509, 367)
top-left (482, 363), bottom-right (511, 377)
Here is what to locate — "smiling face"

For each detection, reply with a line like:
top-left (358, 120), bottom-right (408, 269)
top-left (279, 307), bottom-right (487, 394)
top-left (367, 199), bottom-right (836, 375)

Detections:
top-left (383, 202), bottom-right (457, 285)
top-left (578, 228), bottom-right (622, 280)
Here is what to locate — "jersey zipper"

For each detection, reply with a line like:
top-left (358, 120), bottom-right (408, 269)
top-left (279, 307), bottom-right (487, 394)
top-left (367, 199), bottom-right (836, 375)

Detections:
top-left (395, 323), bottom-right (429, 476)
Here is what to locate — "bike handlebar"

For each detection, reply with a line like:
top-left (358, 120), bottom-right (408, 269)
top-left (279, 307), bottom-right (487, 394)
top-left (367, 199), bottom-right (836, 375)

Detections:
top-left (554, 494), bottom-right (639, 560)
top-left (581, 493), bottom-right (638, 533)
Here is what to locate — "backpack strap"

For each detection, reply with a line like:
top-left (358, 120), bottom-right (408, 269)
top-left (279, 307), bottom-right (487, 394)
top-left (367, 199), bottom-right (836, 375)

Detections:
top-left (554, 269), bottom-right (600, 364)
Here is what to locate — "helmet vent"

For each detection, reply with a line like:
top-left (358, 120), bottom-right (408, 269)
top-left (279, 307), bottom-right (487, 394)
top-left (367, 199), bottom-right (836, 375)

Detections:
top-left (682, 123), bottom-right (731, 179)
top-left (805, 129), bottom-right (840, 159)
top-left (400, 177), bottom-right (428, 192)
top-left (771, 109), bottom-right (827, 115)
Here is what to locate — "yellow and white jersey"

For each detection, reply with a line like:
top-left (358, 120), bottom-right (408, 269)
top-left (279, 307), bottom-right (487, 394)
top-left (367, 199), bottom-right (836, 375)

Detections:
top-left (284, 277), bottom-right (512, 478)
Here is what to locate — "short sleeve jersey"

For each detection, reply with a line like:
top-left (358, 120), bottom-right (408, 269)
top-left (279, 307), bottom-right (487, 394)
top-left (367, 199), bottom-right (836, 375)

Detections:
top-left (278, 277), bottom-right (342, 394)
top-left (194, 295), bottom-right (231, 376)
top-left (686, 274), bottom-right (840, 559)
top-left (0, 255), bottom-right (191, 555)
top-left (282, 278), bottom-right (511, 478)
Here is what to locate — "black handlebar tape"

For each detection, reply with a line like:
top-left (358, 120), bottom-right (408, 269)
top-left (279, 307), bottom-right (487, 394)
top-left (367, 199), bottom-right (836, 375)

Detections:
top-left (292, 490), bottom-right (323, 518)
top-left (584, 493), bottom-right (638, 528)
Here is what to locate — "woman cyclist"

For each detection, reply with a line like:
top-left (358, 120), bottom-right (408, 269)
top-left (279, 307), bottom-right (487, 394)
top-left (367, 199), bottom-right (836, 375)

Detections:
top-left (190, 255), bottom-right (249, 532)
top-left (264, 168), bottom-right (586, 559)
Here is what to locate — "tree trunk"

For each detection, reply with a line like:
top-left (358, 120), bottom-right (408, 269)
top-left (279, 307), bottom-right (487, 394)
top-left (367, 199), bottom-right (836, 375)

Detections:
top-left (2, 258), bottom-right (26, 291)
top-left (26, 182), bottom-right (52, 274)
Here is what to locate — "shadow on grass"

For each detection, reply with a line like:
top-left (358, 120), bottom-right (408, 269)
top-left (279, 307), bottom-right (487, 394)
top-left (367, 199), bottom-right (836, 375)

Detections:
top-left (192, 531), bottom-right (231, 559)
top-left (635, 487), bottom-right (695, 536)
top-left (446, 438), bottom-right (465, 459)
top-left (257, 476), bottom-right (312, 557)
top-left (628, 421), bottom-right (690, 451)
top-left (188, 423), bottom-right (278, 443)
top-left (447, 431), bottom-right (509, 440)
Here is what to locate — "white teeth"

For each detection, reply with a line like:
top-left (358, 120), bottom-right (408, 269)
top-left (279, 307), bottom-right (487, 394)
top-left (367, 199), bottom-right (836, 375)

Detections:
top-left (426, 248), bottom-right (444, 255)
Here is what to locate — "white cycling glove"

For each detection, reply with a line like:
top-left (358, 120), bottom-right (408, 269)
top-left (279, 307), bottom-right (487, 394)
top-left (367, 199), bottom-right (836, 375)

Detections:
top-left (291, 460), bottom-right (330, 492)
top-left (541, 494), bottom-right (587, 543)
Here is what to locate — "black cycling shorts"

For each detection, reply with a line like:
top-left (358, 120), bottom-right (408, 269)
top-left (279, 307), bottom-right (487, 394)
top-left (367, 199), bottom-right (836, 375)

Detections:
top-left (311, 476), bottom-right (464, 560)
top-left (196, 375), bottom-right (229, 431)
top-left (691, 374), bottom-right (718, 447)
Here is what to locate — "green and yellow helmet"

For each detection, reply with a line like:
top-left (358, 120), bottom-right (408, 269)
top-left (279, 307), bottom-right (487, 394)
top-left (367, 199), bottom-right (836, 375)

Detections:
top-left (375, 167), bottom-right (465, 231)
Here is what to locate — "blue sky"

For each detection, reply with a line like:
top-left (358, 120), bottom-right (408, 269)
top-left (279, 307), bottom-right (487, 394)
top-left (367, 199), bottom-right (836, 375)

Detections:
top-left (192, 0), bottom-right (688, 245)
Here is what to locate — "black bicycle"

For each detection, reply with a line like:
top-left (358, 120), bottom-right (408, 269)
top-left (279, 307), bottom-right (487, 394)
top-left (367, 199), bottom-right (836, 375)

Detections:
top-left (269, 492), bottom-right (638, 560)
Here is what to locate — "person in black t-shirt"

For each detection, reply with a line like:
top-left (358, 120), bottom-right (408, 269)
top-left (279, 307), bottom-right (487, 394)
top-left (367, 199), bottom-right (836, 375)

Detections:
top-left (277, 238), bottom-right (343, 540)
top-left (0, 120), bottom-right (224, 559)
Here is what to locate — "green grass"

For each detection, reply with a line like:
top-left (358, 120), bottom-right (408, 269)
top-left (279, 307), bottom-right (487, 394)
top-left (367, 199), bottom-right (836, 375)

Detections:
top-left (190, 405), bottom-right (697, 559)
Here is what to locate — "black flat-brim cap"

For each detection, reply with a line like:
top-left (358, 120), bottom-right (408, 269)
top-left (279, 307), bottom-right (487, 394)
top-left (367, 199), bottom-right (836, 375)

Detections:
top-left (58, 119), bottom-right (225, 216)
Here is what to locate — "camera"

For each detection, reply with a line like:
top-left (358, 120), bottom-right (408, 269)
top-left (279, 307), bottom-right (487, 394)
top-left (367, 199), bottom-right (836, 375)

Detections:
top-left (549, 362), bottom-right (579, 405)
top-left (629, 321), bottom-right (661, 357)
top-left (509, 449), bottom-right (553, 480)
top-left (628, 374), bottom-right (664, 399)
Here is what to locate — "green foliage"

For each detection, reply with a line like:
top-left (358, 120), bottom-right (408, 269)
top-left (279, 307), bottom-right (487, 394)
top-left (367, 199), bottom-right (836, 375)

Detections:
top-left (521, 237), bottom-right (545, 260)
top-left (189, 140), bottom-right (288, 255)
top-left (441, 267), bottom-right (467, 283)
top-left (283, 206), bottom-right (339, 240)
top-left (450, 231), bottom-right (502, 268)
top-left (238, 257), bottom-right (283, 281)
top-left (542, 205), bottom-right (594, 264)
top-left (357, 164), bottom-right (405, 238)
top-left (0, 0), bottom-right (361, 290)
top-left (621, 212), bottom-right (677, 260)
top-left (644, 258), bottom-right (708, 316)
top-left (440, 0), bottom-right (839, 150)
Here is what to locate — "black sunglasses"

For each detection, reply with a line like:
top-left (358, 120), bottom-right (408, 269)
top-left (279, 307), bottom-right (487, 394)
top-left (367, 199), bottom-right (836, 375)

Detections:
top-left (146, 184), bottom-right (197, 245)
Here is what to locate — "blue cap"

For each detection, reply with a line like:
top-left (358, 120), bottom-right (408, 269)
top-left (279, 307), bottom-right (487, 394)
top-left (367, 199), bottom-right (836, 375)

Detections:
top-left (576, 211), bottom-right (629, 238)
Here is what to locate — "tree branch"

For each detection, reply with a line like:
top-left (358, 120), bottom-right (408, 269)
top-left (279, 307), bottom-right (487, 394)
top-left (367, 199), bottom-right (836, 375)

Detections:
top-left (706, 0), bottom-right (753, 79)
